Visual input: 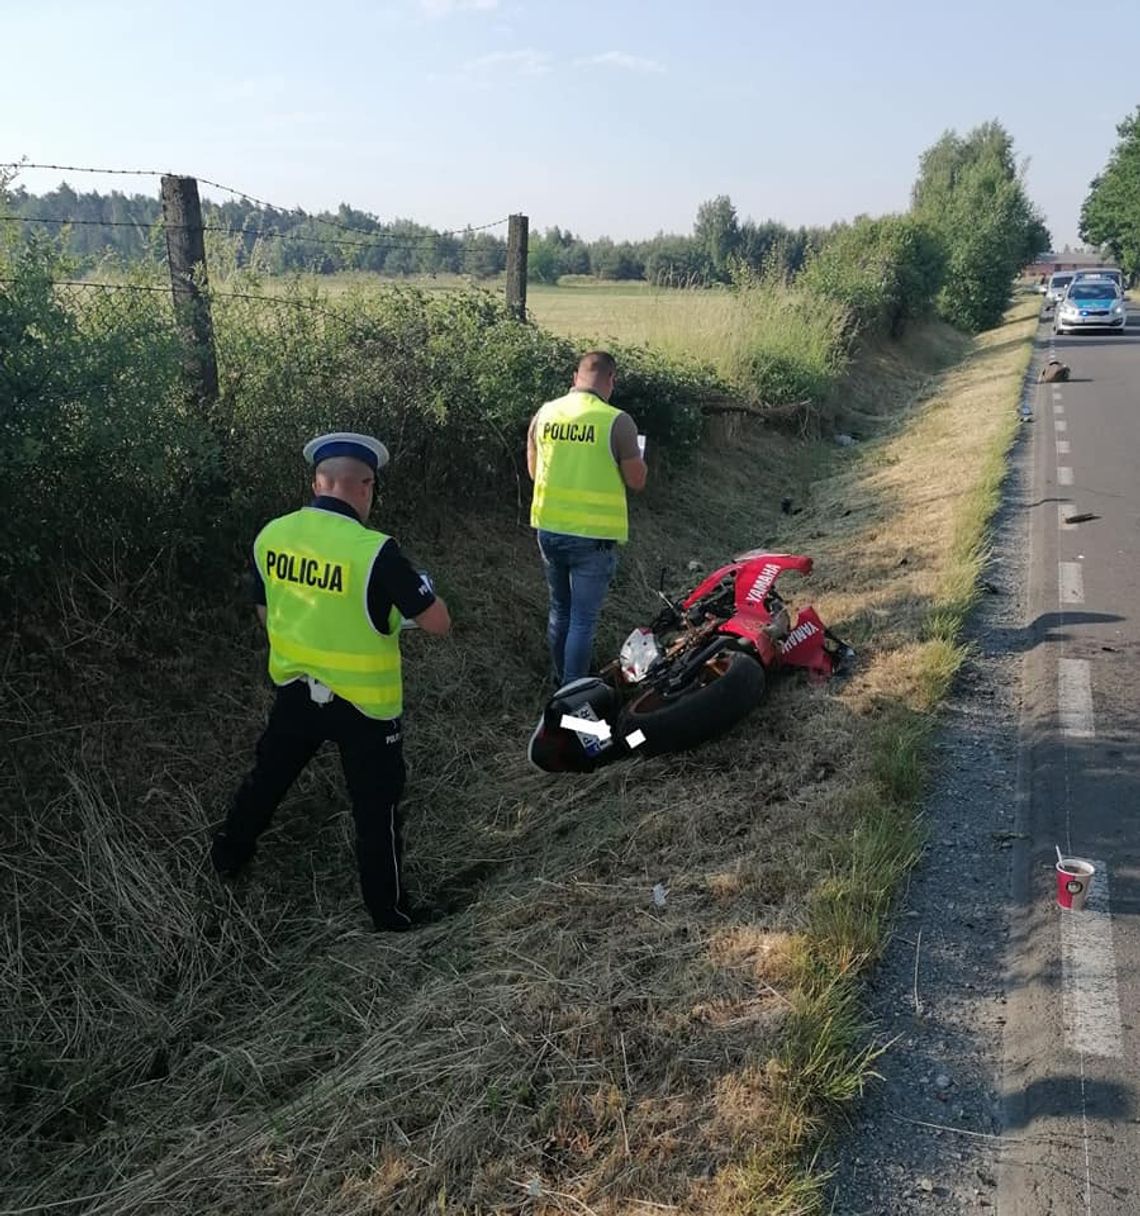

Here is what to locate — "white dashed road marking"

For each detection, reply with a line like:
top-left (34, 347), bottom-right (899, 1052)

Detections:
top-left (1061, 860), bottom-right (1124, 1059)
top-left (1058, 466), bottom-right (1074, 486)
top-left (1058, 658), bottom-right (1095, 738)
top-left (1055, 419), bottom-right (1068, 433)
top-left (1056, 440), bottom-right (1070, 455)
top-left (1059, 502), bottom-right (1077, 532)
top-left (1058, 561), bottom-right (1084, 604)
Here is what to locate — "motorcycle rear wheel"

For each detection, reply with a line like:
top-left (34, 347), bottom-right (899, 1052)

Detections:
top-left (618, 651), bottom-right (766, 756)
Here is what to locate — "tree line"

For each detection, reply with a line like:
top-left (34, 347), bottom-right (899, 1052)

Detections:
top-left (1, 184), bottom-right (510, 278)
top-left (2, 119), bottom-right (1050, 333)
top-left (2, 180), bottom-right (827, 285)
top-left (527, 203), bottom-right (826, 285)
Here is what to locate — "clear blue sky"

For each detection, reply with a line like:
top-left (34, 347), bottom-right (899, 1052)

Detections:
top-left (4, 0), bottom-right (1138, 248)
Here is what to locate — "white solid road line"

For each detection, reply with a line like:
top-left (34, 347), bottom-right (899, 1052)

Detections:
top-left (1059, 502), bottom-right (1077, 532)
top-left (1058, 658), bottom-right (1095, 739)
top-left (1058, 561), bottom-right (1085, 604)
top-left (1058, 466), bottom-right (1074, 486)
top-left (1055, 419), bottom-right (1068, 433)
top-left (1061, 860), bottom-right (1124, 1059)
top-left (1056, 439), bottom-right (1070, 454)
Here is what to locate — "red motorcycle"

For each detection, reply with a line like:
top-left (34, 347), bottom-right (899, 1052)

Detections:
top-left (528, 549), bottom-right (854, 772)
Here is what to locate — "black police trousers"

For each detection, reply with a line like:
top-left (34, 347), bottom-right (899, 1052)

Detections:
top-left (212, 680), bottom-right (410, 929)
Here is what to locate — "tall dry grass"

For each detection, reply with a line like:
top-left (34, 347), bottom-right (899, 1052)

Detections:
top-left (528, 278), bottom-right (851, 408)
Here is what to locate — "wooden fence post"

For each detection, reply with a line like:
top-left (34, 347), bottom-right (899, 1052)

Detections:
top-left (160, 175), bottom-right (219, 407)
top-left (505, 213), bottom-right (528, 320)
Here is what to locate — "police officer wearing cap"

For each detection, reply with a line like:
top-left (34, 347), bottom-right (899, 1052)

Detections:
top-left (211, 432), bottom-right (451, 931)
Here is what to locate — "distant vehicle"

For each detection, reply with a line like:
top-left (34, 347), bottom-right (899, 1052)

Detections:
top-left (1071, 267), bottom-right (1125, 294)
top-left (1045, 272), bottom-right (1075, 306)
top-left (1053, 281), bottom-right (1127, 335)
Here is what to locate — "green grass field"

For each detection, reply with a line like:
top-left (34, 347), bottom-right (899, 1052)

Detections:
top-left (235, 272), bottom-right (849, 405)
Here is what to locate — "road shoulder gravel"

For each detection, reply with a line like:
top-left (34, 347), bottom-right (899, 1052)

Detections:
top-left (824, 333), bottom-right (1044, 1215)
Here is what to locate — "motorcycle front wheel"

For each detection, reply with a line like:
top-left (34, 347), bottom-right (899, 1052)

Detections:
top-left (618, 651), bottom-right (766, 757)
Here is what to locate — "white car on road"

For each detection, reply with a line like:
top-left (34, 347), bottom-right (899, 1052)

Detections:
top-left (1045, 272), bottom-right (1075, 306)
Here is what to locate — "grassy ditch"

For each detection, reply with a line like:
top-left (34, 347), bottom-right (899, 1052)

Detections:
top-left (751, 296), bottom-right (1038, 1205)
top-left (0, 299), bottom-right (1037, 1214)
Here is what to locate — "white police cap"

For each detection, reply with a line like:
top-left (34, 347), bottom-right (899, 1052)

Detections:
top-left (302, 431), bottom-right (390, 472)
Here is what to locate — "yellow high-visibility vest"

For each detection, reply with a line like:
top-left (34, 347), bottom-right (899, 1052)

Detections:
top-left (530, 391), bottom-right (628, 542)
top-left (253, 507), bottom-right (403, 719)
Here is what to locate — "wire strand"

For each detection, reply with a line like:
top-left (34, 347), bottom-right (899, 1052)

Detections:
top-left (0, 215), bottom-right (503, 254)
top-left (3, 162), bottom-right (510, 240)
top-left (194, 174), bottom-right (509, 237)
top-left (0, 276), bottom-right (371, 323)
top-left (1, 160), bottom-right (168, 177)
top-left (0, 277), bottom-right (502, 325)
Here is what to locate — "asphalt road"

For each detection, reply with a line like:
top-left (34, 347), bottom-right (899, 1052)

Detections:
top-left (1000, 304), bottom-right (1140, 1213)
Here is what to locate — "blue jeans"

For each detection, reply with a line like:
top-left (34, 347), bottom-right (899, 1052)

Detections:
top-left (537, 530), bottom-right (619, 685)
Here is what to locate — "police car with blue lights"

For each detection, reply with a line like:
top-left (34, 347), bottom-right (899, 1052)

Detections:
top-left (1053, 280), bottom-right (1128, 335)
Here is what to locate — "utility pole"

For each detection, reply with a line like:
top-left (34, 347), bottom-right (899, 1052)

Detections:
top-left (160, 175), bottom-right (219, 408)
top-left (505, 213), bottom-right (529, 321)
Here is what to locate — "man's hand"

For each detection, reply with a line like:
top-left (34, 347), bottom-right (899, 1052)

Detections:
top-left (526, 415), bottom-right (538, 481)
top-left (620, 456), bottom-right (648, 492)
top-left (413, 597), bottom-right (451, 636)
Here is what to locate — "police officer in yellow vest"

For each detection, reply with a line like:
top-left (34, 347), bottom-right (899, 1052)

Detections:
top-left (527, 351), bottom-right (648, 685)
top-left (211, 432), bottom-right (451, 931)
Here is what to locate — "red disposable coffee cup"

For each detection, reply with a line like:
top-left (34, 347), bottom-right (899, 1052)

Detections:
top-left (1056, 858), bottom-right (1095, 911)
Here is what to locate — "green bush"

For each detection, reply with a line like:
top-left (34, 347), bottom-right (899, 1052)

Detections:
top-left (913, 123), bottom-right (1049, 333)
top-left (0, 248), bottom-right (718, 599)
top-left (798, 214), bottom-right (946, 341)
top-left (0, 241), bottom-right (218, 584)
top-left (216, 282), bottom-right (713, 528)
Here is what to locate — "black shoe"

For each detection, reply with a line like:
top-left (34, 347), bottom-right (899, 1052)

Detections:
top-left (210, 832), bottom-right (254, 879)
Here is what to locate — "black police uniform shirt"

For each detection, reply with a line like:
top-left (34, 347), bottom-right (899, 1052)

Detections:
top-left (249, 496), bottom-right (436, 631)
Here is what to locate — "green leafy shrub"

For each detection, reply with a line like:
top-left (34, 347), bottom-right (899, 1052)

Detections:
top-left (0, 241), bottom-right (217, 584)
top-left (912, 122), bottom-right (1049, 332)
top-left (799, 214), bottom-right (946, 341)
top-left (0, 249), bottom-right (719, 599)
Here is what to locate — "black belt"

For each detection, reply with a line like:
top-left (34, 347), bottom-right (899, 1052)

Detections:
top-left (595, 539), bottom-right (616, 550)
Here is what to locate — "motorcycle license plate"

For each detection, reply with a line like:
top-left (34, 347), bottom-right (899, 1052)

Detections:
top-left (564, 704), bottom-right (613, 757)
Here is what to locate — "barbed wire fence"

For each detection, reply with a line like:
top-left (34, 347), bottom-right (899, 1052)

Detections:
top-left (0, 163), bottom-right (529, 407)
top-left (1, 161), bottom-right (513, 240)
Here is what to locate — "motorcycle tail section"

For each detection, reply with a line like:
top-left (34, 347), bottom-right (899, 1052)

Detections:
top-left (527, 678), bottom-right (626, 774)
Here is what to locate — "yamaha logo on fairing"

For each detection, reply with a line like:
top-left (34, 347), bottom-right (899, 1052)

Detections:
top-left (781, 620), bottom-right (820, 652)
top-left (744, 563), bottom-right (782, 604)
